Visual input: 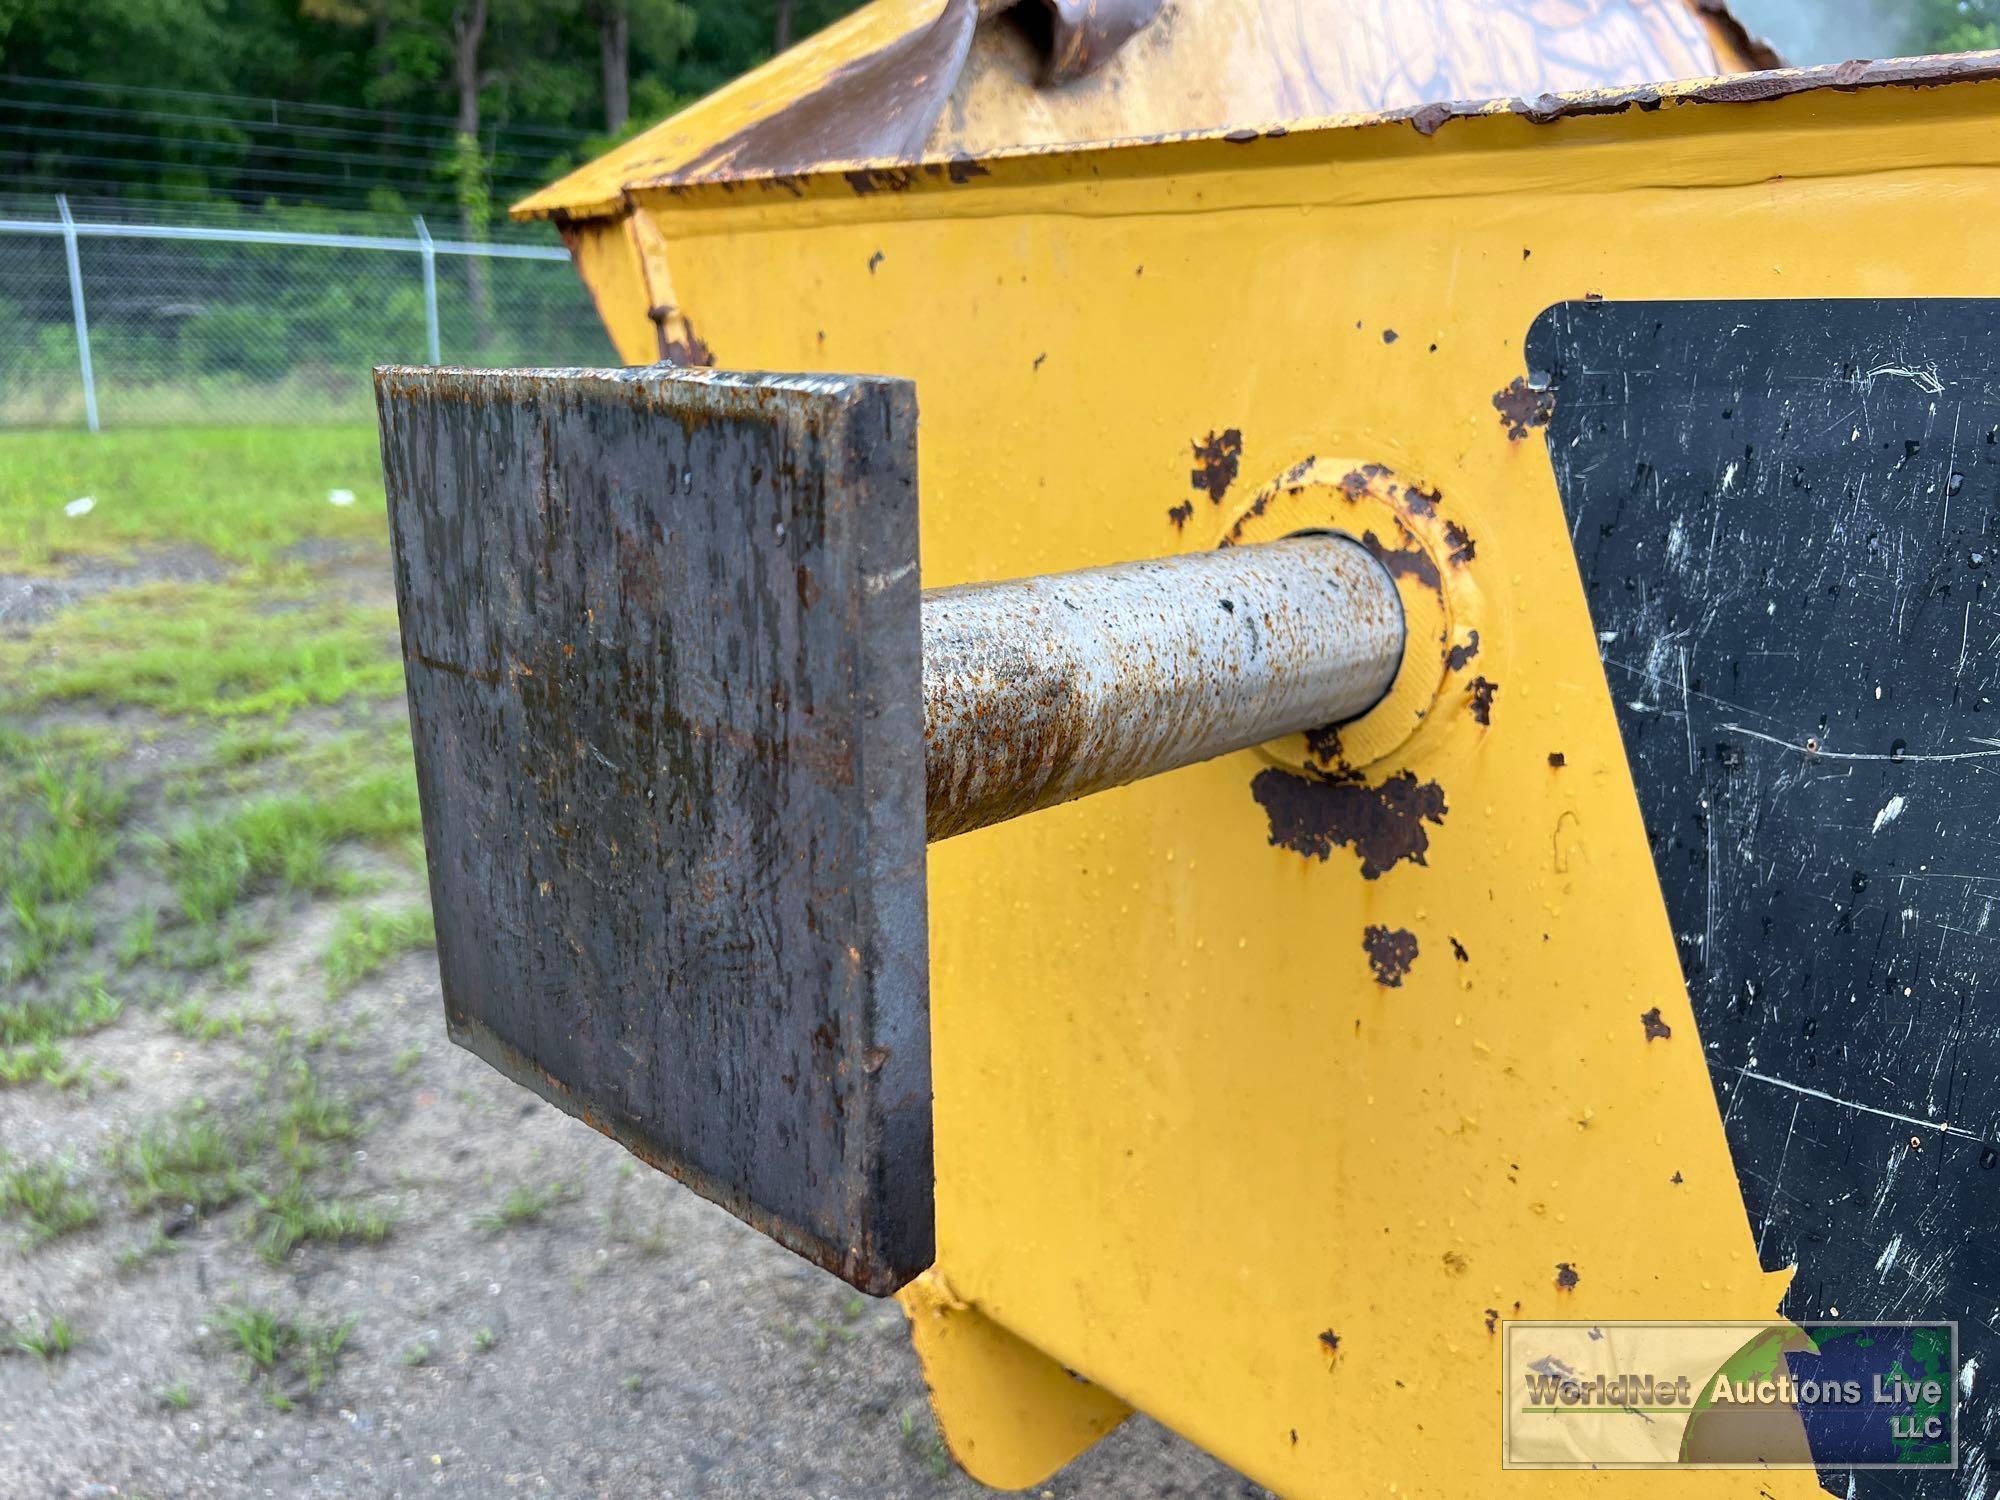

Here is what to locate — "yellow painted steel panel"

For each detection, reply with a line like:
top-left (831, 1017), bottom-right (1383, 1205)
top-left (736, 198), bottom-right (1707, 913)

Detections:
top-left (537, 60), bottom-right (2000, 1494)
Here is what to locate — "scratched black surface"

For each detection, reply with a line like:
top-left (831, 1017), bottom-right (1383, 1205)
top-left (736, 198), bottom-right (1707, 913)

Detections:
top-left (375, 366), bottom-right (930, 1293)
top-left (1535, 301), bottom-right (1999, 1495)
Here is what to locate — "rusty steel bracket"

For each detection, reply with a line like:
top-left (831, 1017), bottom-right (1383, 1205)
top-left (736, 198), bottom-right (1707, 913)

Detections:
top-left (377, 364), bottom-right (931, 1293)
top-left (376, 363), bottom-right (1406, 1294)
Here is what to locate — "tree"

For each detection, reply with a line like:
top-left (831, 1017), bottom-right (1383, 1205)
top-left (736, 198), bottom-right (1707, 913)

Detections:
top-left (598, 0), bottom-right (632, 133)
top-left (1909, 0), bottom-right (2000, 52)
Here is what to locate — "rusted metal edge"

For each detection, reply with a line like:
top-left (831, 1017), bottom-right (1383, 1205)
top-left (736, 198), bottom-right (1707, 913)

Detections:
top-left (1696, 0), bottom-right (1785, 72)
top-left (580, 49), bottom-right (2000, 217)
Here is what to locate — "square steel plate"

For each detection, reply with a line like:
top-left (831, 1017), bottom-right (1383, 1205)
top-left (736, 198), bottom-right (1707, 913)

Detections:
top-left (376, 365), bottom-right (930, 1292)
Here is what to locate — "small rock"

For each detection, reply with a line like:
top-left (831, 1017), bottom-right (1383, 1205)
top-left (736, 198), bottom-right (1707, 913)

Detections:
top-left (65, 495), bottom-right (94, 517)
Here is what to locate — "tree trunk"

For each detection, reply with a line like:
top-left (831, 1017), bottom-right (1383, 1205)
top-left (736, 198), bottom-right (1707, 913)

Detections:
top-left (451, 0), bottom-right (491, 344)
top-left (774, 0), bottom-right (794, 53)
top-left (600, 2), bottom-right (630, 135)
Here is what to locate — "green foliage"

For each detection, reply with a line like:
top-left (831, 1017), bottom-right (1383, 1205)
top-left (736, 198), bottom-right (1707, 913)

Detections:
top-left (0, 0), bottom-right (862, 213)
top-left (323, 905), bottom-right (435, 995)
top-left (1910, 0), bottom-right (2000, 51)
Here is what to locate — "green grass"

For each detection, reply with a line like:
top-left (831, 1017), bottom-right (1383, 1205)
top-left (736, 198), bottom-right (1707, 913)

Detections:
top-left (115, 910), bottom-right (157, 967)
top-left (13, 1313), bottom-right (77, 1361)
top-left (1, 1158), bottom-right (99, 1242)
top-left (2, 755), bottom-right (126, 982)
top-left (899, 1405), bottom-right (953, 1480)
top-left (217, 1304), bottom-right (289, 1371)
top-left (0, 978), bottom-right (123, 1088)
top-left (215, 1303), bottom-right (354, 1395)
top-left (474, 1182), bottom-right (568, 1233)
top-left (157, 914), bottom-right (272, 974)
top-left (0, 427), bottom-right (384, 568)
top-left (0, 575), bottom-right (403, 723)
top-left (167, 997), bottom-right (245, 1041)
top-left (113, 1117), bottom-right (248, 1213)
top-left (158, 772), bottom-right (419, 925)
top-left (10, 759), bottom-right (125, 901)
top-left (157, 1380), bottom-right (195, 1410)
top-left (323, 905), bottom-right (434, 996)
top-left (253, 1180), bottom-right (392, 1264)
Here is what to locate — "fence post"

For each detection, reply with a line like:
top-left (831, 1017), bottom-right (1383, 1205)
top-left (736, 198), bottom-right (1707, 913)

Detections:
top-left (55, 195), bottom-right (100, 433)
top-left (414, 215), bottom-right (442, 365)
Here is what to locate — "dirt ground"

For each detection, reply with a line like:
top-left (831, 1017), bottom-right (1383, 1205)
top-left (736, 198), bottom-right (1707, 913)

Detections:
top-left (0, 543), bottom-right (1265, 1498)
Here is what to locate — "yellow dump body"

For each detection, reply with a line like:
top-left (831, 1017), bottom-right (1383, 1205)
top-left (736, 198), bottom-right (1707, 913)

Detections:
top-left (514, 0), bottom-right (1771, 367)
top-left (501, 4), bottom-right (2000, 1493)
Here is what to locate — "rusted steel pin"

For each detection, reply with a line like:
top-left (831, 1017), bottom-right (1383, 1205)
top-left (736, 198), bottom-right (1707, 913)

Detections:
top-left (922, 535), bottom-right (1405, 841)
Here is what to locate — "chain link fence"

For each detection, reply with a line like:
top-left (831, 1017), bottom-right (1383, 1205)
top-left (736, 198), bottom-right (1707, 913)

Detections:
top-left (0, 194), bottom-right (614, 429)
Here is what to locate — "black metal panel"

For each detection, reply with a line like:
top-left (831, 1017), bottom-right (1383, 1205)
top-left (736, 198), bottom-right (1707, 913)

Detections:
top-left (1535, 301), bottom-right (2000, 1496)
top-left (375, 365), bottom-right (930, 1293)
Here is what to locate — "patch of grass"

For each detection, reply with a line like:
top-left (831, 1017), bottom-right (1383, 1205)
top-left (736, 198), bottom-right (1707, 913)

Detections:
top-left (1, 757), bottom-right (124, 982)
top-left (391, 1045), bottom-right (424, 1077)
top-left (1, 897), bottom-right (95, 985)
top-left (115, 1228), bottom-right (180, 1274)
top-left (899, 1405), bottom-right (952, 1480)
top-left (157, 913), bottom-right (271, 973)
top-left (8, 759), bottom-right (124, 902)
top-left (253, 1179), bottom-right (392, 1264)
top-left (474, 1182), bottom-right (569, 1233)
top-left (217, 1304), bottom-right (288, 1371)
top-left (0, 574), bottom-right (403, 723)
top-left (401, 1341), bottom-right (433, 1368)
top-left (157, 772), bottom-right (419, 925)
top-left (0, 1039), bottom-right (83, 1088)
top-left (210, 725), bottom-right (298, 768)
top-left (116, 910), bottom-right (157, 968)
top-left (274, 1058), bottom-right (356, 1151)
top-left (323, 905), bottom-right (434, 996)
top-left (471, 1327), bottom-right (497, 1354)
top-left (114, 1117), bottom-right (247, 1214)
top-left (0, 427), bottom-right (385, 569)
top-left (1, 1158), bottom-right (99, 1243)
top-left (157, 1380), bottom-right (194, 1410)
top-left (0, 978), bottom-right (123, 1089)
top-left (215, 1303), bottom-right (354, 1397)
top-left (167, 997), bottom-right (253, 1042)
top-left (13, 1314), bottom-right (77, 1361)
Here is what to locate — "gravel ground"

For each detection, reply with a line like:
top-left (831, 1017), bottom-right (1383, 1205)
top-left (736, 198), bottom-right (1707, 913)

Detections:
top-left (0, 550), bottom-right (1263, 1500)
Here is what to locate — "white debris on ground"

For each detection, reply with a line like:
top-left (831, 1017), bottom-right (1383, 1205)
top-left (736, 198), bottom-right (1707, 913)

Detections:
top-left (328, 488), bottom-right (356, 507)
top-left (64, 496), bottom-right (94, 517)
